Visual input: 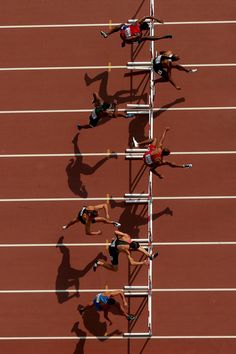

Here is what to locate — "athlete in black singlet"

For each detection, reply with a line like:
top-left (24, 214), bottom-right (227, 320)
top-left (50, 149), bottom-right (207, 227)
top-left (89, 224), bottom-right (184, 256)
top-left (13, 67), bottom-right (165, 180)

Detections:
top-left (153, 50), bottom-right (197, 90)
top-left (93, 230), bottom-right (159, 272)
top-left (62, 204), bottom-right (121, 235)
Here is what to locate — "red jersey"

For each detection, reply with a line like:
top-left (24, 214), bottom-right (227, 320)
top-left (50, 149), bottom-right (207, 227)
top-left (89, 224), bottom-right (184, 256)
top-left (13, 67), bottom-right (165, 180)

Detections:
top-left (120, 23), bottom-right (141, 41)
top-left (143, 145), bottom-right (162, 166)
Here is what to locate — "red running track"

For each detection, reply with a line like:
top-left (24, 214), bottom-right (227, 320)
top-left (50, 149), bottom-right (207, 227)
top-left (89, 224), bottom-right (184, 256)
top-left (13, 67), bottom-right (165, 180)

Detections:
top-left (0, 1), bottom-right (236, 353)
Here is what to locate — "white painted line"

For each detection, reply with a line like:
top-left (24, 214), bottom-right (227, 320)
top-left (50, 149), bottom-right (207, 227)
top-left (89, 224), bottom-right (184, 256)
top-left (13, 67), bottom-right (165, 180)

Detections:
top-left (0, 20), bottom-right (235, 30)
top-left (0, 151), bottom-right (235, 158)
top-left (0, 196), bottom-right (234, 203)
top-left (0, 106), bottom-right (235, 114)
top-left (155, 106), bottom-right (236, 111)
top-left (0, 153), bottom-right (126, 158)
top-left (0, 65), bottom-right (126, 71)
top-left (163, 20), bottom-right (236, 25)
top-left (1, 241), bottom-right (236, 248)
top-left (0, 288), bottom-right (236, 294)
top-left (0, 335), bottom-right (235, 340)
top-left (0, 63), bottom-right (234, 72)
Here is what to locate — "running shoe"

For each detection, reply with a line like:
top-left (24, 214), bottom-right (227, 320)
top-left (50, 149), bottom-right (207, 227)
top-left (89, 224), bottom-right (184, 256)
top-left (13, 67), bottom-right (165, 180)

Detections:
top-left (127, 314), bottom-right (136, 321)
top-left (77, 124), bottom-right (82, 130)
top-left (150, 252), bottom-right (159, 260)
top-left (183, 164), bottom-right (193, 168)
top-left (125, 113), bottom-right (135, 118)
top-left (79, 307), bottom-right (85, 316)
top-left (93, 261), bottom-right (98, 272)
top-left (62, 225), bottom-right (67, 230)
top-left (189, 69), bottom-right (198, 73)
top-left (114, 222), bottom-right (121, 228)
top-left (100, 31), bottom-right (108, 38)
top-left (132, 137), bottom-right (139, 148)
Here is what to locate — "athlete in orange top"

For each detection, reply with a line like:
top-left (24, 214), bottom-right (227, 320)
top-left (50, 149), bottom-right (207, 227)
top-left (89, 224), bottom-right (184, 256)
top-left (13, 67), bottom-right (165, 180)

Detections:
top-left (133, 127), bottom-right (192, 178)
top-left (100, 16), bottom-right (172, 47)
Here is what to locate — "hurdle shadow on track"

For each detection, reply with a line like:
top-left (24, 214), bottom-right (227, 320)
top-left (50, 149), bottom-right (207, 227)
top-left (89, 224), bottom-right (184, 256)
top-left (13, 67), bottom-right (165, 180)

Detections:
top-left (84, 71), bottom-right (148, 106)
top-left (110, 200), bottom-right (173, 239)
top-left (66, 133), bottom-right (117, 197)
top-left (75, 306), bottom-right (121, 341)
top-left (55, 236), bottom-right (105, 303)
top-left (127, 337), bottom-right (150, 354)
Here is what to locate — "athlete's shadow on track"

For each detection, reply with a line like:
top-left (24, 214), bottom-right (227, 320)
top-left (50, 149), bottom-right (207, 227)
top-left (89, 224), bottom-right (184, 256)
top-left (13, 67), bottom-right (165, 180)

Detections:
top-left (84, 71), bottom-right (148, 105)
top-left (75, 306), bottom-right (122, 341)
top-left (71, 322), bottom-right (87, 354)
top-left (55, 236), bottom-right (105, 304)
top-left (110, 200), bottom-right (173, 238)
top-left (66, 133), bottom-right (117, 197)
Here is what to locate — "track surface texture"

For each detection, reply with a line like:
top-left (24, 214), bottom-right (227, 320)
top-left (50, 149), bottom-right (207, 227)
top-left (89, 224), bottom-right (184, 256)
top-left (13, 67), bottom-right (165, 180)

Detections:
top-left (0, 1), bottom-right (236, 354)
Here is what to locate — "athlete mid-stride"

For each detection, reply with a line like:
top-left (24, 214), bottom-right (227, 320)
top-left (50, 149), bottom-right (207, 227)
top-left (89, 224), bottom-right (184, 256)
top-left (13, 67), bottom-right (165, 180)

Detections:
top-left (153, 50), bottom-right (197, 90)
top-left (93, 230), bottom-right (159, 272)
top-left (132, 127), bottom-right (192, 179)
top-left (100, 16), bottom-right (172, 47)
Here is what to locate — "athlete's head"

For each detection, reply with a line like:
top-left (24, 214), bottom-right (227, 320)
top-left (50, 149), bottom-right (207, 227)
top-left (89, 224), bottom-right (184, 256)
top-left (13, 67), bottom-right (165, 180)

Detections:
top-left (129, 241), bottom-right (140, 250)
top-left (140, 22), bottom-right (149, 31)
top-left (162, 148), bottom-right (170, 156)
top-left (107, 297), bottom-right (116, 305)
top-left (102, 102), bottom-right (111, 110)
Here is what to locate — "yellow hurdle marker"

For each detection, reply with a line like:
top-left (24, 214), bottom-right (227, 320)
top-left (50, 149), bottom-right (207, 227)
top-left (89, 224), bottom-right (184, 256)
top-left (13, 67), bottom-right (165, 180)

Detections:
top-left (106, 193), bottom-right (110, 205)
top-left (109, 19), bottom-right (112, 29)
top-left (106, 239), bottom-right (109, 250)
top-left (108, 62), bottom-right (112, 72)
top-left (107, 148), bottom-right (110, 156)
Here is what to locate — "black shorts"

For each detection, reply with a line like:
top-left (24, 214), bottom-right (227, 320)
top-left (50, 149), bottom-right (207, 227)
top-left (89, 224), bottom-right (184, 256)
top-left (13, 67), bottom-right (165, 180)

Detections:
top-left (109, 246), bottom-right (119, 265)
top-left (77, 211), bottom-right (96, 224)
top-left (89, 115), bottom-right (100, 127)
top-left (153, 61), bottom-right (168, 80)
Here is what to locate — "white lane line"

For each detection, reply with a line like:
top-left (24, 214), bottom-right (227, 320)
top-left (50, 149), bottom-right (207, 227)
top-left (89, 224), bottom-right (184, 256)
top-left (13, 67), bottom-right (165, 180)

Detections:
top-left (0, 63), bottom-right (235, 71)
top-left (0, 335), bottom-right (235, 340)
top-left (0, 106), bottom-right (235, 114)
top-left (0, 65), bottom-right (126, 71)
top-left (0, 241), bottom-right (235, 248)
top-left (0, 151), bottom-right (235, 158)
top-left (0, 288), bottom-right (236, 294)
top-left (0, 20), bottom-right (235, 29)
top-left (0, 196), bottom-right (235, 202)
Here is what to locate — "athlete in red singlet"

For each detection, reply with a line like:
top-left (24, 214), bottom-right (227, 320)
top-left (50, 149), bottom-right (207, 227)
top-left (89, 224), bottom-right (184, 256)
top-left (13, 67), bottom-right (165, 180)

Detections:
top-left (132, 127), bottom-right (192, 178)
top-left (100, 16), bottom-right (172, 47)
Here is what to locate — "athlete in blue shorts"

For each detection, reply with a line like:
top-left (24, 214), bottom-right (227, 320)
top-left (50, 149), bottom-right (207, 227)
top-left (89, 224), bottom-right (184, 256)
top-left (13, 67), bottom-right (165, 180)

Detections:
top-left (79, 290), bottom-right (136, 324)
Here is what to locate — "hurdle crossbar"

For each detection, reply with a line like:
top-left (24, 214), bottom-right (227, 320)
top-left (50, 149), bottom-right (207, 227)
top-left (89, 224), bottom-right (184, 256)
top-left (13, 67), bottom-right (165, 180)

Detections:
top-left (125, 149), bottom-right (147, 153)
top-left (126, 110), bottom-right (149, 115)
top-left (125, 193), bottom-right (149, 197)
top-left (125, 199), bottom-right (149, 204)
top-left (125, 155), bottom-right (143, 159)
top-left (127, 104), bottom-right (150, 108)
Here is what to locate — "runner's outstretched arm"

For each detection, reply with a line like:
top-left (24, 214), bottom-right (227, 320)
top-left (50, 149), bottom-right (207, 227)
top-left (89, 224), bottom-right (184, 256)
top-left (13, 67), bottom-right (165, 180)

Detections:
top-left (158, 127), bottom-right (170, 147)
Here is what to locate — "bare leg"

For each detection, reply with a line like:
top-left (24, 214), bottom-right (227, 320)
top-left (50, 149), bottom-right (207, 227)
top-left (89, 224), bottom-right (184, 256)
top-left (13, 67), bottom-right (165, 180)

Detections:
top-left (63, 218), bottom-right (79, 229)
top-left (140, 34), bottom-right (172, 41)
top-left (97, 260), bottom-right (118, 272)
top-left (94, 216), bottom-right (117, 225)
top-left (136, 138), bottom-right (154, 147)
top-left (165, 161), bottom-right (184, 168)
top-left (101, 24), bottom-right (123, 37)
top-left (172, 64), bottom-right (190, 73)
